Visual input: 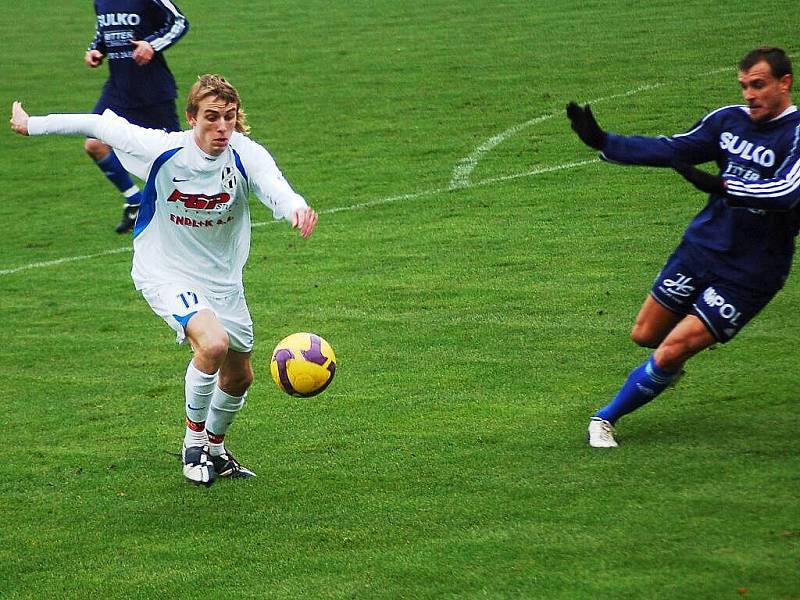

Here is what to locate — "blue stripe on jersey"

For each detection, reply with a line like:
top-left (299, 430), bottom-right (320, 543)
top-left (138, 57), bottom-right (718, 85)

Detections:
top-left (232, 148), bottom-right (248, 182)
top-left (133, 147), bottom-right (183, 238)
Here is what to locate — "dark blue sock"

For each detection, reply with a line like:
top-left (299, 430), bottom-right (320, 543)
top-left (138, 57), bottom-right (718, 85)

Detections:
top-left (96, 151), bottom-right (137, 201)
top-left (595, 355), bottom-right (678, 424)
top-left (126, 190), bottom-right (142, 207)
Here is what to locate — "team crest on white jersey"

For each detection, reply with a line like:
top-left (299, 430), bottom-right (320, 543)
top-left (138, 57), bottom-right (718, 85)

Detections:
top-left (221, 166), bottom-right (236, 191)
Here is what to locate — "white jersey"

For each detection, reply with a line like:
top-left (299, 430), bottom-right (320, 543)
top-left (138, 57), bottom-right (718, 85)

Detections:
top-left (28, 110), bottom-right (308, 294)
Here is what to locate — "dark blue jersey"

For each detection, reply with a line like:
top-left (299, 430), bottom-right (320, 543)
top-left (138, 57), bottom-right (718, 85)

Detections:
top-left (600, 105), bottom-right (800, 290)
top-left (89, 0), bottom-right (188, 108)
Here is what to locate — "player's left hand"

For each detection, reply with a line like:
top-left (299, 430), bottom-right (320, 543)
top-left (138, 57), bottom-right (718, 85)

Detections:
top-left (291, 207), bottom-right (319, 239)
top-left (131, 40), bottom-right (155, 66)
top-left (10, 101), bottom-right (29, 136)
top-left (671, 160), bottom-right (726, 195)
top-left (566, 102), bottom-right (608, 150)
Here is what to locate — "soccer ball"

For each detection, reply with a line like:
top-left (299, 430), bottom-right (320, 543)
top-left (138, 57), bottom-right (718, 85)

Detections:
top-left (270, 332), bottom-right (337, 397)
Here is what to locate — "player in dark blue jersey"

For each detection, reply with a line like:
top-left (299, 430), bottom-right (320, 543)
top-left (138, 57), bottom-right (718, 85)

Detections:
top-left (566, 47), bottom-right (799, 447)
top-left (85, 0), bottom-right (188, 233)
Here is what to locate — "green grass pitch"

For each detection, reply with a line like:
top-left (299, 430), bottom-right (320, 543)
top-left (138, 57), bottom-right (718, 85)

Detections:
top-left (0, 1), bottom-right (798, 598)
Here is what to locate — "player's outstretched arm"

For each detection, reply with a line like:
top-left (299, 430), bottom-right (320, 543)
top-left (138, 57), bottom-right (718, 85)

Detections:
top-left (566, 102), bottom-right (608, 149)
top-left (291, 207), bottom-right (319, 239)
top-left (10, 101), bottom-right (29, 136)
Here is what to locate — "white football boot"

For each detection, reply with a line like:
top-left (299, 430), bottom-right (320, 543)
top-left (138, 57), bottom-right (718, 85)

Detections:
top-left (587, 418), bottom-right (618, 448)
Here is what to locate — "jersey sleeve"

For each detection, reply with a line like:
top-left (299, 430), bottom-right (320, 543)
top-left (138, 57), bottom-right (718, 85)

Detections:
top-left (27, 110), bottom-right (171, 179)
top-left (600, 109), bottom-right (723, 167)
top-left (87, 8), bottom-right (106, 54)
top-left (234, 134), bottom-right (309, 221)
top-left (144, 0), bottom-right (189, 52)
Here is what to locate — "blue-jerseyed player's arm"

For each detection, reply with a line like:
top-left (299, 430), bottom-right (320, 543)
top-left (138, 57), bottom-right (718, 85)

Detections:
top-left (87, 13), bottom-right (106, 55)
top-left (567, 102), bottom-right (721, 166)
top-left (599, 113), bottom-right (722, 167)
top-left (86, 10), bottom-right (107, 66)
top-left (145, 0), bottom-right (189, 53)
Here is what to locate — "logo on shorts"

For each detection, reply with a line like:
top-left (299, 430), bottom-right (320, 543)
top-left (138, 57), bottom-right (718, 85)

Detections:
top-left (660, 273), bottom-right (695, 297)
top-left (702, 287), bottom-right (741, 326)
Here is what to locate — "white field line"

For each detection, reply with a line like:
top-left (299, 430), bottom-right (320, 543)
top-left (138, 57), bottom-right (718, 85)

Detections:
top-left (449, 66), bottom-right (734, 190)
top-left (0, 247), bottom-right (132, 276)
top-left (1, 66), bottom-right (735, 278)
top-left (0, 158), bottom-right (599, 277)
top-left (448, 83), bottom-right (665, 190)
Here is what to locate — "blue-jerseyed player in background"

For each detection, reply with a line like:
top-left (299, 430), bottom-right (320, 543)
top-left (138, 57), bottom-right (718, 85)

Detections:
top-left (85, 0), bottom-right (188, 233)
top-left (567, 47), bottom-right (799, 447)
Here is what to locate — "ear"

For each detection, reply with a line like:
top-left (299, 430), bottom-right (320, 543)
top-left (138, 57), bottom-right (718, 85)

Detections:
top-left (186, 111), bottom-right (196, 127)
top-left (780, 73), bottom-right (793, 93)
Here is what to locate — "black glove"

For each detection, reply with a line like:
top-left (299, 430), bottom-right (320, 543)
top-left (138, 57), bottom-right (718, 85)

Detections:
top-left (566, 102), bottom-right (608, 150)
top-left (671, 160), bottom-right (726, 195)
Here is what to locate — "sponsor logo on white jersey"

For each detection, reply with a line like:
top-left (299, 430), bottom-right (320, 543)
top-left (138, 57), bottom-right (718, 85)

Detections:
top-left (167, 189), bottom-right (232, 212)
top-left (719, 132), bottom-right (775, 167)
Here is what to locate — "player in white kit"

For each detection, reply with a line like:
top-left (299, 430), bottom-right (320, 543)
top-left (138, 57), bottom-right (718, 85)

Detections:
top-left (11, 74), bottom-right (319, 486)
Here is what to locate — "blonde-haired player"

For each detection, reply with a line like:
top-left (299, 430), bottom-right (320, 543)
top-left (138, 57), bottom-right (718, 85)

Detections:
top-left (11, 74), bottom-right (319, 485)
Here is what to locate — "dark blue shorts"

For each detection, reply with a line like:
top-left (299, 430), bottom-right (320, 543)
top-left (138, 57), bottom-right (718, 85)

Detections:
top-left (650, 246), bottom-right (778, 343)
top-left (92, 97), bottom-right (180, 132)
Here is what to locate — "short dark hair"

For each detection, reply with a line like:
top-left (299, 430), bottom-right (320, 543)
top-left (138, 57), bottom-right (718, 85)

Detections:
top-left (739, 47), bottom-right (793, 79)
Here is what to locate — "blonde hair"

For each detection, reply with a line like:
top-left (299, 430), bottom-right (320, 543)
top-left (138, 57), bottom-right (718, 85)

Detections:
top-left (186, 74), bottom-right (250, 134)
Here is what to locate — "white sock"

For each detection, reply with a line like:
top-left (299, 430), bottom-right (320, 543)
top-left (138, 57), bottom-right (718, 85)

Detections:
top-left (206, 387), bottom-right (246, 456)
top-left (183, 361), bottom-right (217, 448)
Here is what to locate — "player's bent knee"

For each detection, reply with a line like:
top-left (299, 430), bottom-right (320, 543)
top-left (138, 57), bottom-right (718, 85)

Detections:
top-left (630, 327), bottom-right (660, 349)
top-left (196, 336), bottom-right (229, 365)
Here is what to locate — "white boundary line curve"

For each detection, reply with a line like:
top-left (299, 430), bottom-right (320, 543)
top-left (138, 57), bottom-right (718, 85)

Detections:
top-left (449, 65), bottom-right (733, 190)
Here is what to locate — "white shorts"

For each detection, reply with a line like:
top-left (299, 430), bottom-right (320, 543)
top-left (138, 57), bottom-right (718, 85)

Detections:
top-left (140, 283), bottom-right (254, 352)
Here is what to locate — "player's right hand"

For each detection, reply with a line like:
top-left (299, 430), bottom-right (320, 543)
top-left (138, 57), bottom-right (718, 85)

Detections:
top-left (566, 102), bottom-right (608, 150)
top-left (10, 101), bottom-right (29, 136)
top-left (291, 207), bottom-right (319, 239)
top-left (85, 49), bottom-right (104, 68)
